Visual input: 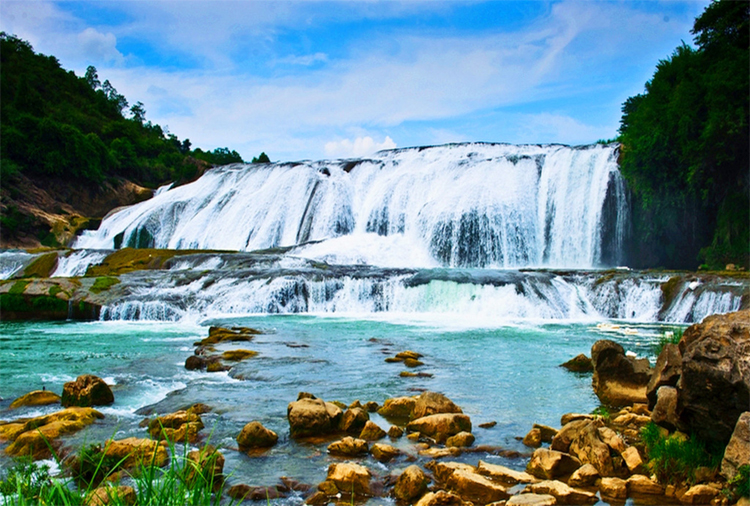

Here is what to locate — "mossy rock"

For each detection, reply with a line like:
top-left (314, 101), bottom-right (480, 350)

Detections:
top-left (90, 276), bottom-right (120, 294)
top-left (22, 252), bottom-right (59, 278)
top-left (221, 349), bottom-right (258, 361)
top-left (85, 248), bottom-right (227, 277)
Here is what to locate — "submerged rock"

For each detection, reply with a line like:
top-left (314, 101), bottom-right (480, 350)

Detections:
top-left (62, 375), bottom-right (114, 408)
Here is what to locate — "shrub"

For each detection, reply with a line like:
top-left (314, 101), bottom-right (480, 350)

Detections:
top-left (641, 421), bottom-right (722, 484)
top-left (654, 328), bottom-right (683, 356)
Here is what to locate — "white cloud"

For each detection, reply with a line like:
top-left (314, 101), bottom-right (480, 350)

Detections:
top-left (517, 113), bottom-right (616, 146)
top-left (324, 136), bottom-right (397, 158)
top-left (77, 28), bottom-right (124, 65)
top-left (278, 53), bottom-right (328, 66)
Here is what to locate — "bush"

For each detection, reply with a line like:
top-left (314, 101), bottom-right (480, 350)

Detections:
top-left (641, 421), bottom-right (722, 484)
top-left (654, 328), bottom-right (683, 356)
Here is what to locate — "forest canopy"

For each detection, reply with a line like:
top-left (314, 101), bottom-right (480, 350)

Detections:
top-left (618, 0), bottom-right (749, 269)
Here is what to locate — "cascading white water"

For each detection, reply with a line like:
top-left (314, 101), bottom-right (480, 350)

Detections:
top-left (75, 143), bottom-right (627, 269)
top-left (51, 250), bottom-right (110, 277)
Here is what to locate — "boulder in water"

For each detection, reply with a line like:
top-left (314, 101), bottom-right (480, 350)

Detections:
top-left (407, 413), bottom-right (472, 443)
top-left (5, 407), bottom-right (104, 459)
top-left (412, 391), bottom-right (462, 419)
top-left (359, 420), bottom-right (386, 441)
top-left (62, 374), bottom-right (114, 407)
top-left (326, 462), bottom-right (372, 496)
top-left (378, 396), bottom-right (417, 420)
top-left (327, 436), bottom-right (368, 457)
top-left (394, 465), bottom-right (429, 502)
top-left (561, 354), bottom-right (594, 373)
top-left (10, 390), bottom-right (61, 409)
top-left (287, 395), bottom-right (341, 438)
top-left (237, 421), bottom-right (278, 449)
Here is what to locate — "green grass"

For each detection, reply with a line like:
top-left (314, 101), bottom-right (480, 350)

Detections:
top-left (0, 432), bottom-right (236, 506)
top-left (591, 405), bottom-right (612, 421)
top-left (641, 421), bottom-right (722, 485)
top-left (654, 328), bottom-right (683, 357)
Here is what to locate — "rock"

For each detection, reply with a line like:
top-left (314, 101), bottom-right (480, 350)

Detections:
top-left (621, 446), bottom-right (644, 473)
top-left (561, 354), bottom-right (594, 373)
top-left (326, 462), bottom-right (371, 496)
top-left (567, 463), bottom-right (599, 487)
top-left (103, 437), bottom-right (169, 469)
top-left (317, 480), bottom-right (338, 495)
top-left (414, 490), bottom-right (473, 506)
top-left (62, 375), bottom-right (114, 407)
top-left (5, 407), bottom-right (104, 459)
top-left (599, 477), bottom-right (628, 500)
top-left (86, 485), bottom-right (136, 506)
top-left (533, 424), bottom-right (558, 443)
top-left (446, 431), bottom-right (475, 448)
top-left (551, 419), bottom-right (590, 453)
top-left (288, 397), bottom-right (339, 438)
top-left (378, 396), bottom-right (417, 420)
top-left (651, 386), bottom-right (682, 430)
top-left (525, 480), bottom-right (597, 504)
top-left (568, 420), bottom-right (614, 476)
top-left (506, 494), bottom-right (557, 506)
top-left (237, 421), bottom-right (278, 449)
top-left (394, 465), bottom-right (429, 502)
top-left (359, 420), bottom-right (386, 441)
top-left (364, 401), bottom-right (379, 412)
top-left (412, 392), bottom-right (463, 419)
top-left (206, 360), bottom-right (230, 372)
top-left (327, 436), bottom-right (368, 457)
top-left (404, 358), bottom-right (425, 367)
top-left (340, 407), bottom-right (369, 433)
top-left (388, 425), bottom-right (404, 438)
top-left (148, 409), bottom-right (204, 443)
top-left (418, 447), bottom-right (462, 459)
top-left (479, 421), bottom-right (498, 429)
top-left (476, 460), bottom-right (537, 484)
top-left (370, 443), bottom-right (399, 462)
top-left (445, 469), bottom-right (510, 504)
top-left (304, 490), bottom-right (330, 505)
top-left (426, 461), bottom-right (476, 483)
top-left (227, 484), bottom-right (287, 501)
top-left (611, 412), bottom-right (651, 428)
top-left (680, 484), bottom-right (720, 504)
top-left (407, 413), bottom-right (472, 443)
top-left (197, 326), bottom-right (260, 346)
top-left (396, 351), bottom-right (423, 360)
top-left (591, 340), bottom-right (652, 406)
top-left (627, 474), bottom-right (664, 495)
top-left (185, 355), bottom-right (207, 370)
top-left (221, 349), bottom-right (258, 361)
top-left (186, 446), bottom-right (224, 488)
top-left (523, 428), bottom-right (542, 448)
top-left (560, 413), bottom-right (593, 426)
top-left (646, 343), bottom-right (682, 409)
top-left (678, 310), bottom-right (750, 446)
top-left (597, 426), bottom-right (626, 453)
top-left (721, 411), bottom-right (750, 481)
top-left (526, 448), bottom-right (582, 480)
top-left (10, 390), bottom-right (61, 409)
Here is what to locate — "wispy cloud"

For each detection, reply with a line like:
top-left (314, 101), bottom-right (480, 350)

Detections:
top-left (325, 135), bottom-right (396, 158)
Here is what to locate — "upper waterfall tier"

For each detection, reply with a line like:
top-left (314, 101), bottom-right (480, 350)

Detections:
top-left (75, 143), bottom-right (627, 269)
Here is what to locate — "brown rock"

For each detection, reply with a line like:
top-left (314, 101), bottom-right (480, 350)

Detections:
top-left (364, 401), bottom-right (379, 412)
top-left (378, 396), bottom-right (417, 420)
top-left (185, 355), bottom-right (207, 370)
top-left (446, 469), bottom-right (510, 503)
top-left (550, 419), bottom-right (590, 453)
top-left (476, 460), bottom-right (537, 484)
top-left (388, 425), bottom-right (404, 438)
top-left (221, 349), bottom-right (258, 361)
top-left (677, 309), bottom-right (750, 446)
top-left (10, 390), bottom-right (61, 409)
top-left (426, 461), bottom-right (475, 483)
top-left (418, 447), bottom-right (462, 459)
top-left (326, 462), bottom-right (371, 496)
top-left (327, 436), bottom-right (368, 457)
top-left (652, 386), bottom-right (681, 431)
top-left (186, 446), bottom-right (224, 488)
top-left (340, 407), bottom-right (369, 433)
top-left (404, 358), bottom-right (425, 367)
top-left (288, 397), bottom-right (337, 438)
top-left (479, 421), bottom-right (498, 429)
top-left (414, 490), bottom-right (473, 506)
top-left (197, 326), bottom-right (260, 346)
top-left (560, 413), bottom-right (594, 426)
top-left (533, 424), bottom-right (558, 443)
top-left (561, 354), bottom-right (594, 373)
top-left (359, 420), bottom-right (386, 441)
top-left (412, 392), bottom-right (462, 419)
top-left (525, 480), bottom-right (597, 504)
top-left (446, 431), bottom-right (475, 448)
top-left (621, 446), bottom-right (644, 473)
top-left (506, 494), bottom-right (557, 506)
top-left (103, 437), bottom-right (169, 469)
top-left (627, 474), bottom-right (664, 495)
top-left (5, 407), bottom-right (104, 459)
top-left (720, 411), bottom-right (750, 481)
top-left (407, 413), bottom-right (472, 443)
top-left (679, 484), bottom-right (720, 504)
top-left (394, 465), bottom-right (429, 502)
top-left (646, 343), bottom-right (682, 409)
top-left (396, 351), bottom-right (423, 360)
top-left (526, 448), bottom-right (582, 480)
top-left (597, 426), bottom-right (626, 453)
top-left (591, 340), bottom-right (652, 406)
top-left (148, 410), bottom-right (204, 443)
top-left (237, 421), bottom-right (278, 449)
top-left (370, 443), bottom-right (399, 462)
top-left (599, 477), bottom-right (628, 500)
top-left (304, 491), bottom-right (330, 505)
top-left (567, 463), bottom-right (599, 487)
top-left (62, 375), bottom-right (114, 407)
top-left (523, 428), bottom-right (543, 448)
top-left (86, 485), bottom-right (136, 506)
top-left (568, 420), bottom-right (614, 476)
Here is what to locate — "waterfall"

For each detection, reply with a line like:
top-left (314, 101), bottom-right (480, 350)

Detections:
top-left (75, 143), bottom-right (627, 269)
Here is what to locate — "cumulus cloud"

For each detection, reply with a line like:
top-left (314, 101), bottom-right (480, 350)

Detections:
top-left (77, 28), bottom-right (124, 65)
top-left (324, 136), bottom-right (397, 158)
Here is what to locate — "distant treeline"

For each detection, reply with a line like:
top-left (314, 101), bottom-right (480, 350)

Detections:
top-left (618, 0), bottom-right (749, 269)
top-left (0, 32), bottom-right (266, 189)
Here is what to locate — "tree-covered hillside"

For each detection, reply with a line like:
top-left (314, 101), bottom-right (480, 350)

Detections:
top-left (618, 0), bottom-right (749, 270)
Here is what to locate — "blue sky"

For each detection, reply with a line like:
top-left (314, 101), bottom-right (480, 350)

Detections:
top-left (0, 1), bottom-right (710, 161)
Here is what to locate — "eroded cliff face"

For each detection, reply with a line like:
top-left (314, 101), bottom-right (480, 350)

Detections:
top-left (0, 172), bottom-right (154, 249)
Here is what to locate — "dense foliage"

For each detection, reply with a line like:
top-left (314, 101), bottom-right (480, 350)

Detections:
top-left (0, 33), bottom-right (246, 189)
top-left (618, 0), bottom-right (749, 269)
